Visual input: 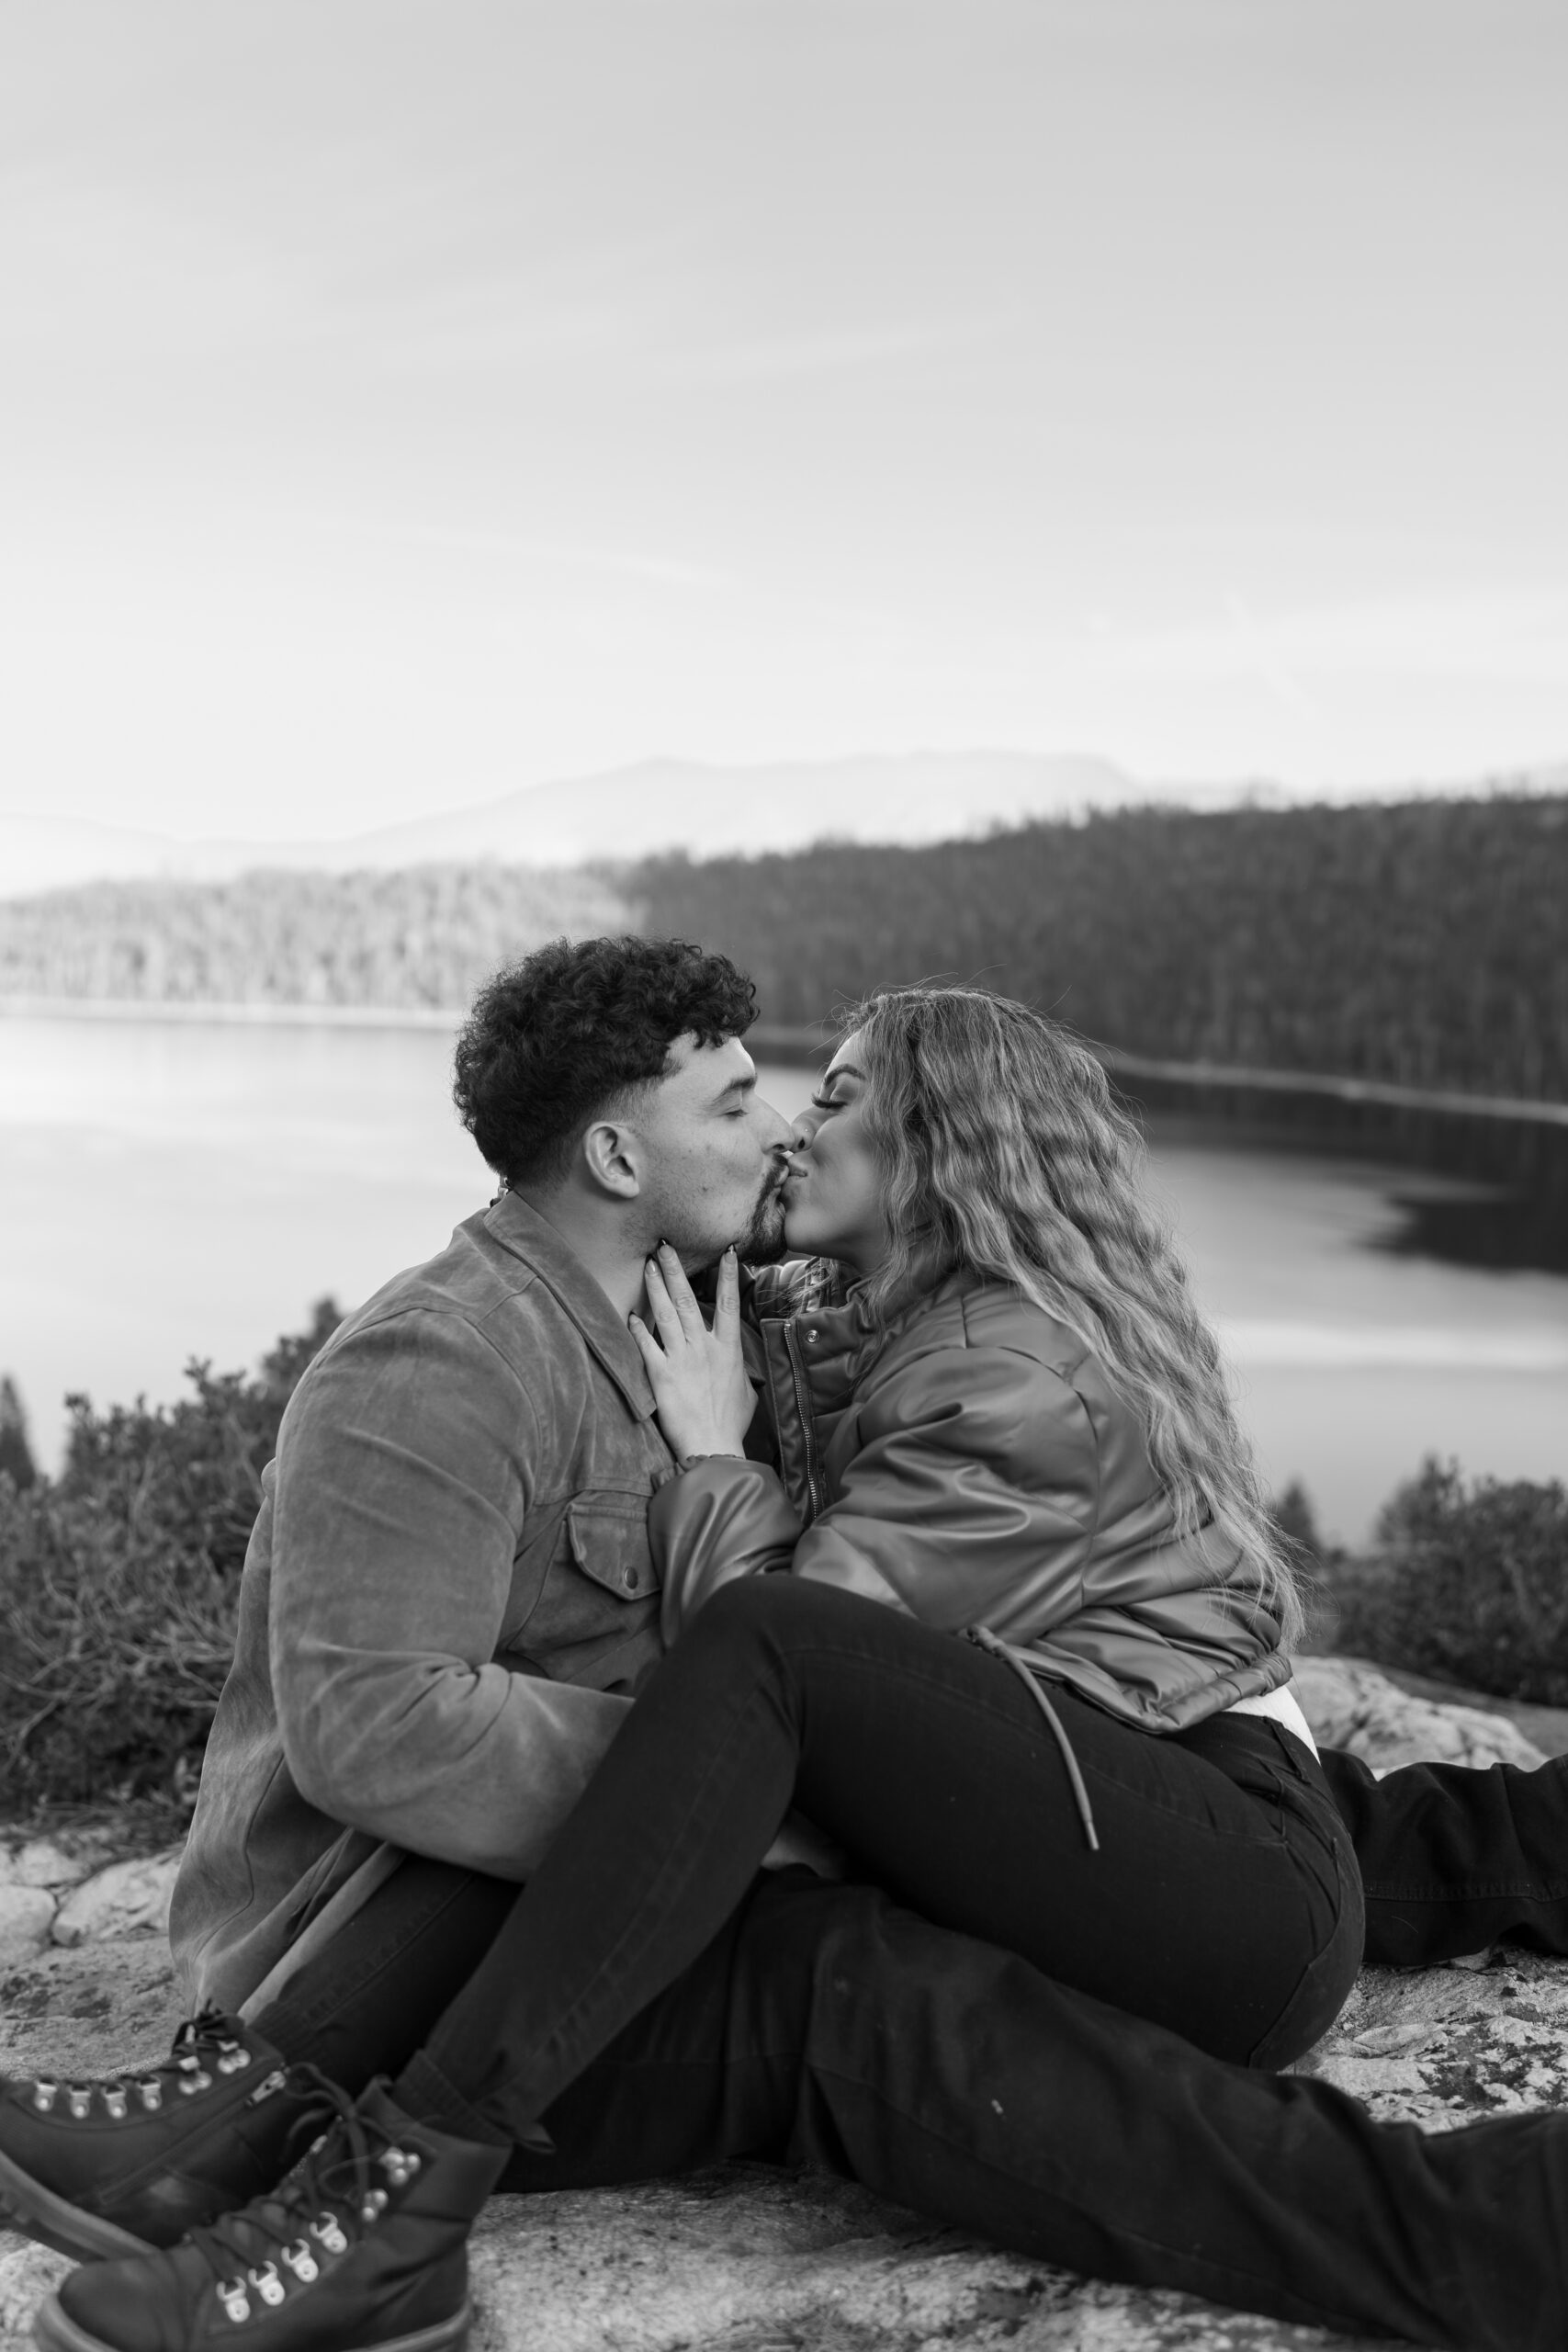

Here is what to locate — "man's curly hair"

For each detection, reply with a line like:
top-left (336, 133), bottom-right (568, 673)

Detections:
top-left (453, 935), bottom-right (758, 1187)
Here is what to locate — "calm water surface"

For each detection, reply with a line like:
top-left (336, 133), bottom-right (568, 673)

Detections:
top-left (3, 1012), bottom-right (1564, 1544)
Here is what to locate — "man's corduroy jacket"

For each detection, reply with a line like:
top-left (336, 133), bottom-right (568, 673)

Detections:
top-left (170, 1193), bottom-right (675, 2013)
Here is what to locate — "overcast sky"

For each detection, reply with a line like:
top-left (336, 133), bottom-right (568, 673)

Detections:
top-left (3, 0), bottom-right (1565, 841)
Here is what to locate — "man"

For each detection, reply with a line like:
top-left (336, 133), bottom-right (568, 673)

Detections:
top-left (3, 934), bottom-right (1566, 2352)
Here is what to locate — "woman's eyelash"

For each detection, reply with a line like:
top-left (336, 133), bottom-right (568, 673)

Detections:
top-left (809, 1094), bottom-right (840, 1112)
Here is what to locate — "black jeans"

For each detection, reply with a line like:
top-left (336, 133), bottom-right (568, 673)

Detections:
top-left (403, 1577), bottom-right (1360, 2131)
top-left (249, 1585), bottom-right (1568, 2352)
top-left (263, 1853), bottom-right (1568, 2352)
top-left (1322, 1739), bottom-right (1568, 1964)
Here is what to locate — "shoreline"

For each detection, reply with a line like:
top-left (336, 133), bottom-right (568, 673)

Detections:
top-left (6, 996), bottom-right (1568, 1124)
top-left (0, 994), bottom-right (464, 1033)
top-left (0, 995), bottom-right (829, 1061)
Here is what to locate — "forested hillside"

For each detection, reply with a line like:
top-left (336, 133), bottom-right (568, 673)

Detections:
top-left (635, 794), bottom-right (1568, 1102)
top-left (3, 796), bottom-right (1562, 1106)
top-left (0, 863), bottom-right (632, 1011)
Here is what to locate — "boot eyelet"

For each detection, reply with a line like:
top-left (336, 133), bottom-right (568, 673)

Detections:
top-left (217, 2047), bottom-right (252, 2075)
top-left (282, 2239), bottom-right (319, 2282)
top-left (140, 2081), bottom-right (163, 2110)
top-left (249, 2263), bottom-right (286, 2308)
top-left (104, 2089), bottom-right (129, 2120)
top-left (311, 2213), bottom-right (349, 2256)
top-left (360, 2187), bottom-right (389, 2222)
top-left (32, 2081), bottom-right (57, 2113)
top-left (68, 2090), bottom-right (92, 2120)
top-left (217, 2281), bottom-right (250, 2324)
top-left (177, 2068), bottom-right (212, 2097)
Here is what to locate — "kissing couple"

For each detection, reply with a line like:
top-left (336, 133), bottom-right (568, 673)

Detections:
top-left (3, 934), bottom-right (1564, 2352)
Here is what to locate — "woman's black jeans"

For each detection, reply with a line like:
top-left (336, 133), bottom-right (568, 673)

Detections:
top-left (405, 1577), bottom-right (1362, 2139)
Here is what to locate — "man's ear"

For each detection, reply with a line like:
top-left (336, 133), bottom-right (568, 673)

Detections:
top-left (580, 1118), bottom-right (641, 1201)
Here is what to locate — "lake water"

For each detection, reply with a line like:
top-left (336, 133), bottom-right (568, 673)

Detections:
top-left (3, 1010), bottom-right (1565, 1544)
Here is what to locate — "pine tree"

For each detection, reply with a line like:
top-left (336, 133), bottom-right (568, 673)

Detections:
top-left (0, 1374), bottom-right (38, 1490)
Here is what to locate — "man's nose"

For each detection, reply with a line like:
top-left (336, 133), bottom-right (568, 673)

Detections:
top-left (752, 1098), bottom-right (796, 1152)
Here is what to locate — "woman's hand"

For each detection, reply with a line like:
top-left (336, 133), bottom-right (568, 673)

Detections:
top-left (630, 1244), bottom-right (754, 1463)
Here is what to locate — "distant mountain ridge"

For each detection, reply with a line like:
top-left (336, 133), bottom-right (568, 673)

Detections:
top-left (5, 750), bottom-right (1562, 899)
top-left (6, 749), bottom-right (1187, 897)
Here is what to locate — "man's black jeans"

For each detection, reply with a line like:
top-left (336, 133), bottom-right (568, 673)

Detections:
top-left (1322, 1738), bottom-right (1568, 1963)
top-left (262, 1848), bottom-right (1568, 2352)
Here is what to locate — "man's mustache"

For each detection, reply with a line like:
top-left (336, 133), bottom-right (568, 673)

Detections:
top-left (740, 1159), bottom-right (792, 1262)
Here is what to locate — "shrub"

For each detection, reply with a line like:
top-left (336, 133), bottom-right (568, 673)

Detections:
top-left (1269, 1479), bottom-right (1348, 1652)
top-left (0, 1374), bottom-right (37, 1490)
top-left (0, 1301), bottom-right (340, 1809)
top-left (1333, 1459), bottom-right (1568, 1703)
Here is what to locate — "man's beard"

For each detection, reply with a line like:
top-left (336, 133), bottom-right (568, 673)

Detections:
top-left (740, 1178), bottom-right (789, 1264)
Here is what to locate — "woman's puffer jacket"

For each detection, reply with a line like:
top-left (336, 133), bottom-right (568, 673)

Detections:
top-left (649, 1257), bottom-right (1291, 1736)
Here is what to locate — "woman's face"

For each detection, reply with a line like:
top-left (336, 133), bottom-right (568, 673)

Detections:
top-left (781, 1032), bottom-right (890, 1277)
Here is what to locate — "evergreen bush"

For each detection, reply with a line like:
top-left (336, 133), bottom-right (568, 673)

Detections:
top-left (0, 1374), bottom-right (37, 1490)
top-left (0, 1301), bottom-right (340, 1808)
top-left (1269, 1479), bottom-right (1346, 1652)
top-left (1333, 1460), bottom-right (1568, 1703)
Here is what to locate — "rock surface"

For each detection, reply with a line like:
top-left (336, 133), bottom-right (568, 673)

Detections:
top-left (3, 1657), bottom-right (1565, 2351)
top-left (0, 1889), bottom-right (58, 1969)
top-left (1292, 1656), bottom-right (1548, 1773)
top-left (0, 1845), bottom-right (92, 1894)
top-left (50, 1854), bottom-right (182, 1951)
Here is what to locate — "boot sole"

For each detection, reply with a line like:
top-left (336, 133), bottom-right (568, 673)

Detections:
top-left (33, 2294), bottom-right (474, 2352)
top-left (0, 2150), bottom-right (153, 2265)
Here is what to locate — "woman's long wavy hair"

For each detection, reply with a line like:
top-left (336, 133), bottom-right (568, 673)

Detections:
top-left (844, 985), bottom-right (1303, 1647)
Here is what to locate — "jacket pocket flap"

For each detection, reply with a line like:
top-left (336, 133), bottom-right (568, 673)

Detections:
top-left (566, 1495), bottom-right (660, 1600)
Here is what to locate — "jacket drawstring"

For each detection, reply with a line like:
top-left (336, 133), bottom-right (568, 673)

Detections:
top-left (964, 1625), bottom-right (1100, 1853)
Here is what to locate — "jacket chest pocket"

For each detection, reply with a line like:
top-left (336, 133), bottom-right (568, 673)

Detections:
top-left (508, 1490), bottom-right (660, 1658)
top-left (566, 1494), bottom-right (659, 1601)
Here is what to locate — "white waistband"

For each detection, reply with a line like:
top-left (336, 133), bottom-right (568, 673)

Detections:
top-left (1225, 1681), bottom-right (1319, 1759)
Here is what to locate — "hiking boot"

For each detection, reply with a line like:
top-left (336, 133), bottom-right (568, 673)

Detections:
top-left (34, 2079), bottom-right (509, 2352)
top-left (0, 2009), bottom-right (314, 2262)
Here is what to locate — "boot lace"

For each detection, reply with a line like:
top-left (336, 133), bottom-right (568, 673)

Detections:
top-left (26, 2004), bottom-right (256, 2120)
top-left (185, 2071), bottom-right (423, 2326)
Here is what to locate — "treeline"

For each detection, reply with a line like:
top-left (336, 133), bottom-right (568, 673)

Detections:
top-left (0, 864), bottom-right (632, 1011)
top-left (3, 796), bottom-right (1563, 1106)
top-left (634, 794), bottom-right (1568, 1102)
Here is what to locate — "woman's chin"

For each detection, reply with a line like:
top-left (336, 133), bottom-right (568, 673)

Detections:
top-left (782, 1206), bottom-right (817, 1256)
top-left (784, 1210), bottom-right (852, 1266)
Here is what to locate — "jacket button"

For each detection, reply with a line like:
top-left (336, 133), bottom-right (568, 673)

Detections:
top-left (806, 1328), bottom-right (818, 1342)
top-left (623, 1567), bottom-right (638, 1589)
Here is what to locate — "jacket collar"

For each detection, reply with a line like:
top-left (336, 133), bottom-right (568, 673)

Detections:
top-left (761, 1265), bottom-right (980, 1409)
top-left (484, 1192), bottom-right (657, 1422)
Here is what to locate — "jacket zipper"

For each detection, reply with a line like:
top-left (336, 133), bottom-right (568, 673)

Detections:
top-left (782, 1318), bottom-right (829, 1525)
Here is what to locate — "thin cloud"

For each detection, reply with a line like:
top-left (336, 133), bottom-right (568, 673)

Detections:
top-left (1224, 593), bottom-right (1324, 719)
top-left (1077, 588), bottom-right (1568, 690)
top-left (646, 309), bottom-right (1022, 387)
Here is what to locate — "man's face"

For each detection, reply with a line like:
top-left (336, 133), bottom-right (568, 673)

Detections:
top-left (626, 1033), bottom-right (794, 1266)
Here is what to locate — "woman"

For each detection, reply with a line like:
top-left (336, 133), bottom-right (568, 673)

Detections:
top-left (396, 985), bottom-right (1361, 2149)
